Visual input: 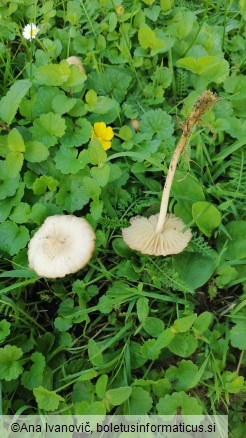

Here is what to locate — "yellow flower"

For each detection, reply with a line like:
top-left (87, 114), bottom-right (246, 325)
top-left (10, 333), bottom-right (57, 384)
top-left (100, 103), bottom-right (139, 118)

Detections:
top-left (91, 122), bottom-right (114, 150)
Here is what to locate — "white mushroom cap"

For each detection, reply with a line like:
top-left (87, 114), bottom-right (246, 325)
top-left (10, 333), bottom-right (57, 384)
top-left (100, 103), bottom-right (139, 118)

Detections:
top-left (122, 213), bottom-right (192, 256)
top-left (28, 215), bottom-right (95, 278)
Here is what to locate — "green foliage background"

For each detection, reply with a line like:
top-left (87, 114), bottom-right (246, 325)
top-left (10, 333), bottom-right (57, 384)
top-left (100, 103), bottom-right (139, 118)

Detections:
top-left (0, 0), bottom-right (245, 436)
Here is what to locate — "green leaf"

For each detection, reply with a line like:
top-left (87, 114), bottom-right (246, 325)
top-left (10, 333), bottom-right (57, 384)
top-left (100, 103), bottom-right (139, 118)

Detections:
top-left (74, 400), bottom-right (106, 415)
top-left (83, 176), bottom-right (101, 200)
top-left (6, 151), bottom-right (24, 177)
top-left (33, 386), bottom-right (64, 412)
top-left (174, 200), bottom-right (194, 224)
top-left (222, 371), bottom-right (245, 394)
top-left (130, 341), bottom-right (148, 369)
top-left (173, 251), bottom-right (216, 289)
top-left (88, 339), bottom-right (103, 367)
top-left (54, 145), bottom-right (83, 174)
top-left (161, 0), bottom-right (172, 10)
top-left (35, 61), bottom-right (70, 86)
top-left (66, 1), bottom-right (82, 25)
top-left (29, 203), bottom-right (62, 225)
top-left (90, 164), bottom-right (110, 187)
top-left (65, 64), bottom-right (87, 88)
top-left (172, 170), bottom-right (205, 202)
top-left (168, 333), bottom-right (198, 358)
top-left (72, 381), bottom-right (94, 403)
top-left (188, 356), bottom-right (210, 390)
top-left (166, 360), bottom-right (198, 391)
top-left (56, 174), bottom-right (89, 213)
top-left (88, 66), bottom-right (132, 103)
top-left (105, 386), bottom-right (132, 406)
top-left (173, 313), bottom-right (197, 333)
top-left (136, 297), bottom-right (149, 323)
top-left (152, 378), bottom-right (171, 397)
top-left (192, 202), bottom-right (221, 237)
top-left (215, 265), bottom-right (238, 288)
top-left (0, 345), bottom-right (23, 381)
top-left (0, 221), bottom-right (29, 255)
top-left (78, 369), bottom-right (98, 382)
top-left (0, 79), bottom-right (31, 124)
top-left (157, 391), bottom-right (203, 415)
top-left (88, 140), bottom-right (107, 165)
top-left (216, 221), bottom-right (246, 260)
top-left (138, 25), bottom-right (165, 55)
top-left (116, 260), bottom-right (139, 281)
top-left (0, 162), bottom-right (20, 200)
top-left (223, 75), bottom-right (246, 116)
top-left (52, 94), bottom-right (77, 115)
top-left (193, 311), bottom-right (212, 333)
top-left (141, 328), bottom-right (175, 359)
top-left (145, 4), bottom-right (161, 20)
top-left (90, 200), bottom-right (103, 221)
top-left (96, 374), bottom-right (108, 399)
top-left (33, 176), bottom-right (59, 195)
top-left (112, 238), bottom-right (133, 258)
top-left (27, 86), bottom-right (58, 119)
top-left (0, 183), bottom-right (24, 221)
top-left (177, 56), bottom-right (229, 84)
top-left (9, 202), bottom-right (31, 224)
top-left (86, 90), bottom-right (97, 106)
top-left (30, 112), bottom-right (66, 147)
top-left (230, 320), bottom-right (246, 350)
top-left (86, 96), bottom-right (118, 115)
top-left (126, 387), bottom-right (153, 414)
top-left (25, 141), bottom-right (49, 163)
top-left (21, 352), bottom-right (45, 390)
top-left (0, 320), bottom-right (11, 343)
top-left (8, 128), bottom-right (25, 152)
top-left (54, 317), bottom-right (73, 332)
top-left (108, 164), bottom-right (123, 182)
top-left (62, 118), bottom-right (92, 147)
top-left (73, 35), bottom-right (95, 54)
top-left (119, 125), bottom-right (133, 141)
top-left (140, 108), bottom-right (174, 140)
top-left (143, 317), bottom-right (164, 337)
top-left (40, 1), bottom-right (56, 19)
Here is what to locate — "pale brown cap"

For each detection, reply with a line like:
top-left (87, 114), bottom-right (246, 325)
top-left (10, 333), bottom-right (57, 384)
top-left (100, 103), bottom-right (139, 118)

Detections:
top-left (122, 213), bottom-right (192, 256)
top-left (66, 56), bottom-right (85, 74)
top-left (28, 215), bottom-right (95, 278)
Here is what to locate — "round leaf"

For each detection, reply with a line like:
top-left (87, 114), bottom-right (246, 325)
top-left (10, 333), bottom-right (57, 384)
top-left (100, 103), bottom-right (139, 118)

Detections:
top-left (105, 386), bottom-right (132, 406)
top-left (25, 141), bottom-right (49, 163)
top-left (173, 251), bottom-right (216, 289)
top-left (192, 201), bottom-right (221, 237)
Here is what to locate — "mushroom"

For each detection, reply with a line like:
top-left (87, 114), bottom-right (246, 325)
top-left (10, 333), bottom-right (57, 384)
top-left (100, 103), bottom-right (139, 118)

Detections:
top-left (28, 215), bottom-right (95, 278)
top-left (66, 56), bottom-right (85, 74)
top-left (122, 91), bottom-right (219, 256)
top-left (130, 119), bottom-right (140, 132)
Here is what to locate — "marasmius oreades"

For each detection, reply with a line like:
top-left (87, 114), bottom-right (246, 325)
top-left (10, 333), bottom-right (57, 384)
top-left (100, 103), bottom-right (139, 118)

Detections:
top-left (122, 91), bottom-right (219, 256)
top-left (28, 215), bottom-right (95, 278)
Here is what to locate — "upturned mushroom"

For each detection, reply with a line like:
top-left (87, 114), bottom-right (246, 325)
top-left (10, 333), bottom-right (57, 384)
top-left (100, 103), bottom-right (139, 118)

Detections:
top-left (28, 215), bottom-right (95, 278)
top-left (122, 90), bottom-right (219, 256)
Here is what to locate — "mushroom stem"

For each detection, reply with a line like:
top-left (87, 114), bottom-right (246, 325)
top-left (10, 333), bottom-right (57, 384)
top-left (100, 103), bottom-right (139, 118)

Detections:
top-left (156, 133), bottom-right (187, 233)
top-left (155, 90), bottom-right (219, 234)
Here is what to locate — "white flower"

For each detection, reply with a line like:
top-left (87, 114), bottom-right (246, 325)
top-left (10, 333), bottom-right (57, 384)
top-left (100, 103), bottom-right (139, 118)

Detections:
top-left (28, 215), bottom-right (96, 278)
top-left (22, 23), bottom-right (39, 40)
